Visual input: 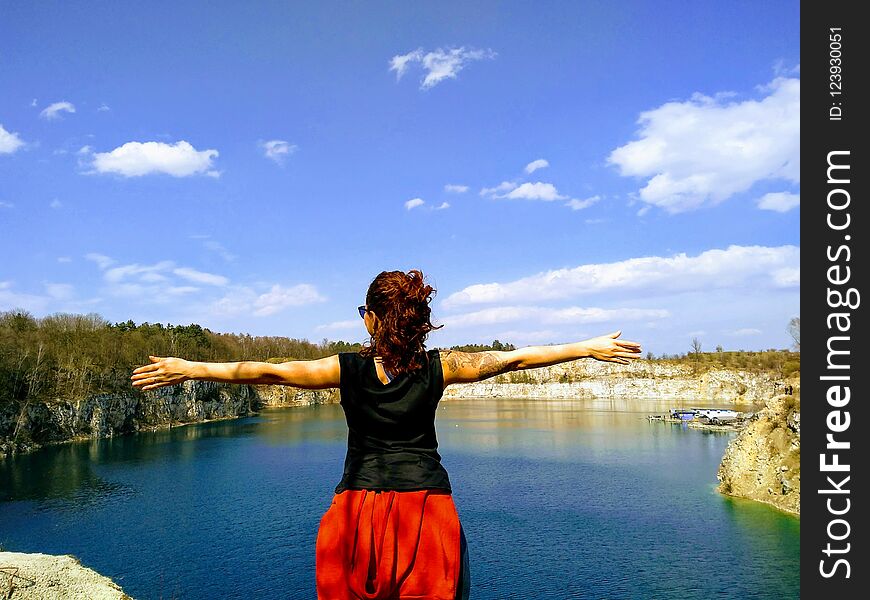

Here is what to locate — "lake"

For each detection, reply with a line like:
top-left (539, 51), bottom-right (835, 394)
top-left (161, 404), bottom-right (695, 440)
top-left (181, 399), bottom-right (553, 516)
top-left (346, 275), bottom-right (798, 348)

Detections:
top-left (0, 398), bottom-right (799, 599)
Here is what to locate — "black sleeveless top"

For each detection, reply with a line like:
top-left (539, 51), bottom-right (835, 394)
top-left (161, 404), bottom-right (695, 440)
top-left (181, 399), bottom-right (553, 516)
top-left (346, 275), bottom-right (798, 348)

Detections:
top-left (334, 348), bottom-right (452, 493)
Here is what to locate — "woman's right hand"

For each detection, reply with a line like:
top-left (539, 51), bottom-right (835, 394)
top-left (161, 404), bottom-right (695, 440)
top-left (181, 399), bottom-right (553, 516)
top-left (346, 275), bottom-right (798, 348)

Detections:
top-left (583, 331), bottom-right (642, 364)
top-left (131, 356), bottom-right (192, 391)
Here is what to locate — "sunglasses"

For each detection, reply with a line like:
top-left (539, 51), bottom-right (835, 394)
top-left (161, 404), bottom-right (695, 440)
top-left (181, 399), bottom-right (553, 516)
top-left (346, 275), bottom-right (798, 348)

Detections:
top-left (357, 305), bottom-right (368, 319)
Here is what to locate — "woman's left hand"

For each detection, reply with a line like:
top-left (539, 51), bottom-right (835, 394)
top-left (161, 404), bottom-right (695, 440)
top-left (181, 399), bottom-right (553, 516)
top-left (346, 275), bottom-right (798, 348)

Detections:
top-left (131, 356), bottom-right (191, 391)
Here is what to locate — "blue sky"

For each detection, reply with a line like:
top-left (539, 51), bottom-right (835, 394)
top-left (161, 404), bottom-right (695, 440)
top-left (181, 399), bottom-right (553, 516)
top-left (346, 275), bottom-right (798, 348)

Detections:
top-left (1, 1), bottom-right (800, 355)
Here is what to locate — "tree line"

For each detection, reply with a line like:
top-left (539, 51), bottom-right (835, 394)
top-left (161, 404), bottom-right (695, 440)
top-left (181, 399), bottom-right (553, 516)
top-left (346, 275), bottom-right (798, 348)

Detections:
top-left (1, 307), bottom-right (798, 407)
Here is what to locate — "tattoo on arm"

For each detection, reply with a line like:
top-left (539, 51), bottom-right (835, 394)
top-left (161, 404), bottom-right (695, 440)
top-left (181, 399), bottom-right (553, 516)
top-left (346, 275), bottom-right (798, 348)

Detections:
top-left (441, 350), bottom-right (514, 381)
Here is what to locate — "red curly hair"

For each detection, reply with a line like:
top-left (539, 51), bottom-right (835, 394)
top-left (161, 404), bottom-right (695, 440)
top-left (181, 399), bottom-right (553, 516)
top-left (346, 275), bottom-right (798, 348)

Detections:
top-left (359, 269), bottom-right (443, 376)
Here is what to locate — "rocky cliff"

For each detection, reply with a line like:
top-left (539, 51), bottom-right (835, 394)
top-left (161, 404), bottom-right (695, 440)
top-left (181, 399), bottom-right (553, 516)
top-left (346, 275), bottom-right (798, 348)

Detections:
top-left (717, 391), bottom-right (801, 516)
top-left (0, 380), bottom-right (337, 458)
top-left (444, 359), bottom-right (781, 403)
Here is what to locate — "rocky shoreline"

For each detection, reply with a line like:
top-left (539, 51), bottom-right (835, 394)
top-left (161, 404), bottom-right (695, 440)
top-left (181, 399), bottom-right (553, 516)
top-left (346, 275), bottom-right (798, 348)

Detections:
top-left (2, 360), bottom-right (789, 459)
top-left (0, 550), bottom-right (131, 599)
top-left (717, 393), bottom-right (801, 516)
top-left (0, 380), bottom-right (337, 458)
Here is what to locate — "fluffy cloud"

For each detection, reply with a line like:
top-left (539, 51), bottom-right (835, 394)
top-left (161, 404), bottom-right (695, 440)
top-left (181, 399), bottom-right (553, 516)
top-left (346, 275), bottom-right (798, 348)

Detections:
top-left (0, 124), bottom-right (24, 154)
top-left (252, 284), bottom-right (324, 316)
top-left (405, 198), bottom-right (425, 210)
top-left (84, 253), bottom-right (116, 270)
top-left (503, 182), bottom-right (566, 201)
top-left (480, 181), bottom-right (517, 196)
top-left (444, 184), bottom-right (469, 194)
top-left (210, 283), bottom-right (326, 317)
top-left (261, 139), bottom-right (297, 164)
top-left (524, 159), bottom-right (549, 174)
top-left (565, 196), bottom-right (601, 211)
top-left (390, 46), bottom-right (496, 89)
top-left (481, 181), bottom-right (568, 201)
top-left (608, 77), bottom-right (799, 213)
top-left (757, 192), bottom-right (800, 212)
top-left (442, 244), bottom-right (799, 308)
top-left (39, 101), bottom-right (76, 120)
top-left (316, 319), bottom-right (360, 332)
top-left (0, 281), bottom-right (51, 313)
top-left (729, 328), bottom-right (762, 336)
top-left (172, 267), bottom-right (228, 286)
top-left (89, 141), bottom-right (219, 177)
top-left (45, 283), bottom-right (74, 300)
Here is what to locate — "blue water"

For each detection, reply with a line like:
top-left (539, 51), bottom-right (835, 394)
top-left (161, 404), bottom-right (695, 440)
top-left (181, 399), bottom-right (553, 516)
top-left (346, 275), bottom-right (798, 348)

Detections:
top-left (0, 398), bottom-right (799, 599)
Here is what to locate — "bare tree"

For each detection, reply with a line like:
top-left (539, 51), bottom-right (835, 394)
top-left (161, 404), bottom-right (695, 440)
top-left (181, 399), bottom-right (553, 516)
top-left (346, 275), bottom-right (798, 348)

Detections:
top-left (690, 337), bottom-right (702, 373)
top-left (787, 317), bottom-right (800, 351)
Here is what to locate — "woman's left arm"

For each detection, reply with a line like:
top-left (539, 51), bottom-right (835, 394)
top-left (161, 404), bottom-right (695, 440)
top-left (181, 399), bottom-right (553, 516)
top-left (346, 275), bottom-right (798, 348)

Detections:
top-left (131, 355), bottom-right (341, 391)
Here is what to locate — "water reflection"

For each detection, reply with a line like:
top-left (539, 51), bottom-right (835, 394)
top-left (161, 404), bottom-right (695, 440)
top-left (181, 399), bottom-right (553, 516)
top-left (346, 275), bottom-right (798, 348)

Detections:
top-left (1, 398), bottom-right (754, 506)
top-left (0, 397), bottom-right (796, 600)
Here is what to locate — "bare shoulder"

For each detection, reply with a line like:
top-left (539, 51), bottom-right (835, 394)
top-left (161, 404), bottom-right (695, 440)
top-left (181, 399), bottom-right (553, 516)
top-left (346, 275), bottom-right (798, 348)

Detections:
top-left (437, 349), bottom-right (517, 387)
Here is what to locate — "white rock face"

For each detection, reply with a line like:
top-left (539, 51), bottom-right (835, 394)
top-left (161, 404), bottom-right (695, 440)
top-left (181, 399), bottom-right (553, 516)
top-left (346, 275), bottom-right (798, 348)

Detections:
top-left (0, 551), bottom-right (131, 599)
top-left (717, 393), bottom-right (801, 516)
top-left (444, 360), bottom-right (778, 403)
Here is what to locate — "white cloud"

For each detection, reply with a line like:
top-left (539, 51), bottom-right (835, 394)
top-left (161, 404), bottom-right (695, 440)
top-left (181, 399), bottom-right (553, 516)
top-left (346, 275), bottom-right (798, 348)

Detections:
top-left (316, 319), bottom-right (360, 331)
top-left (261, 139), bottom-right (298, 164)
top-left (480, 181), bottom-right (517, 196)
top-left (172, 267), bottom-right (228, 286)
top-left (49, 199), bottom-right (63, 209)
top-left (90, 141), bottom-right (219, 177)
top-left (85, 253), bottom-right (116, 270)
top-left (97, 103), bottom-right (111, 112)
top-left (442, 244), bottom-right (800, 308)
top-left (729, 328), bottom-right (762, 336)
top-left (77, 145), bottom-right (93, 155)
top-left (608, 76), bottom-right (800, 213)
top-left (210, 283), bottom-right (326, 318)
top-left (197, 237), bottom-right (237, 262)
top-left (565, 195), bottom-right (601, 211)
top-left (390, 46), bottom-right (496, 89)
top-left (405, 198), bottom-right (425, 210)
top-left (434, 202), bottom-right (450, 210)
top-left (104, 260), bottom-right (174, 283)
top-left (502, 182), bottom-right (566, 201)
top-left (481, 180), bottom-right (581, 204)
top-left (757, 192), bottom-right (799, 212)
top-left (1, 124), bottom-right (25, 154)
top-left (0, 281), bottom-right (51, 313)
top-left (252, 284), bottom-right (326, 316)
top-left (445, 184), bottom-right (469, 194)
top-left (524, 159), bottom-right (549, 174)
top-left (44, 283), bottom-right (74, 300)
top-left (166, 286), bottom-right (199, 296)
top-left (441, 305), bottom-right (670, 328)
top-left (39, 101), bottom-right (76, 120)
top-left (389, 48), bottom-right (423, 78)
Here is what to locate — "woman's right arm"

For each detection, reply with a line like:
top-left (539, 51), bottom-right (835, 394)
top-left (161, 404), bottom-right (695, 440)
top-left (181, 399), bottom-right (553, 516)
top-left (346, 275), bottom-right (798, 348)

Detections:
top-left (131, 355), bottom-right (341, 391)
top-left (439, 330), bottom-right (641, 387)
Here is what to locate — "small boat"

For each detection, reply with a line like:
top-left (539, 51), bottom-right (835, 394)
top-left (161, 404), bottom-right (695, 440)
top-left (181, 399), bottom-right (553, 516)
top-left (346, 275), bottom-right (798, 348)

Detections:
top-left (692, 408), bottom-right (739, 423)
top-left (669, 408), bottom-right (697, 421)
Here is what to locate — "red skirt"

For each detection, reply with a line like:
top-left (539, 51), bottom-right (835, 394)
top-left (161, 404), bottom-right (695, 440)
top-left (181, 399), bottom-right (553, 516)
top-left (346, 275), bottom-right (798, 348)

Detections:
top-left (316, 489), bottom-right (462, 600)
